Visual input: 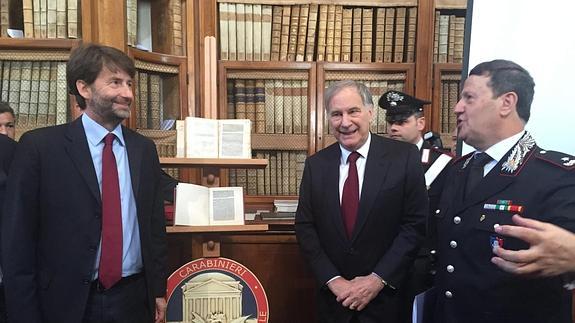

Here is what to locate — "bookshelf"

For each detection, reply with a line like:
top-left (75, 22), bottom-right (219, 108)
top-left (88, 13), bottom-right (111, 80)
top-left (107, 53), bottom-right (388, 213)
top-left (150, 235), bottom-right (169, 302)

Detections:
top-left (0, 38), bottom-right (80, 140)
top-left (430, 0), bottom-right (466, 150)
top-left (433, 63), bottom-right (461, 151)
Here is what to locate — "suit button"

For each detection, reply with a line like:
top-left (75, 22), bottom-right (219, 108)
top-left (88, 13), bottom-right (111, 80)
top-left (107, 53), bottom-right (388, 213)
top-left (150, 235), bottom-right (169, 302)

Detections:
top-left (89, 245), bottom-right (97, 251)
top-left (83, 278), bottom-right (90, 285)
top-left (446, 265), bottom-right (455, 273)
top-left (445, 291), bottom-right (453, 298)
top-left (453, 216), bottom-right (461, 224)
top-left (450, 241), bottom-right (457, 248)
top-left (435, 209), bottom-right (441, 215)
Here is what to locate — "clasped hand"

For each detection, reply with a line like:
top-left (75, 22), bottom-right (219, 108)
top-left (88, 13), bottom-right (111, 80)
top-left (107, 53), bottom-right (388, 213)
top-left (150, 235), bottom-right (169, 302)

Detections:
top-left (328, 274), bottom-right (384, 311)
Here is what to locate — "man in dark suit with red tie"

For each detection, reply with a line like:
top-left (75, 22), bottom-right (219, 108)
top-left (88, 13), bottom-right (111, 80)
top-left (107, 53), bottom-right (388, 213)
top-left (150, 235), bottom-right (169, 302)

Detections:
top-left (1, 44), bottom-right (167, 323)
top-left (295, 80), bottom-right (429, 323)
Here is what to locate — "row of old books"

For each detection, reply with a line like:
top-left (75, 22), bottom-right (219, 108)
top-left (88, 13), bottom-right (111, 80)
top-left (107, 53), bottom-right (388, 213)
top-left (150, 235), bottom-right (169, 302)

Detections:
top-left (226, 79), bottom-right (309, 134)
top-left (229, 150), bottom-right (307, 196)
top-left (134, 70), bottom-right (165, 130)
top-left (155, 139), bottom-right (180, 180)
top-left (218, 3), bottom-right (417, 63)
top-left (0, 60), bottom-right (68, 127)
top-left (0, 0), bottom-right (80, 38)
top-left (433, 11), bottom-right (465, 64)
top-left (323, 79), bottom-right (406, 135)
top-left (439, 73), bottom-right (461, 134)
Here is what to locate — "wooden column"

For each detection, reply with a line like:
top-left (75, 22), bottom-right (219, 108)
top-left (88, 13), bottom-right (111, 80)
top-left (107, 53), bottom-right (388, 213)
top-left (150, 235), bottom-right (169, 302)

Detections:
top-left (415, 0), bottom-right (436, 132)
top-left (81, 0), bottom-right (126, 51)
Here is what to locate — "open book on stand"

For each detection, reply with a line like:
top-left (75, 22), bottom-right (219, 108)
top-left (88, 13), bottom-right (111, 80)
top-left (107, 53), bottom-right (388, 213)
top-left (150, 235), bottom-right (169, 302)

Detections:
top-left (177, 117), bottom-right (251, 158)
top-left (174, 183), bottom-right (245, 226)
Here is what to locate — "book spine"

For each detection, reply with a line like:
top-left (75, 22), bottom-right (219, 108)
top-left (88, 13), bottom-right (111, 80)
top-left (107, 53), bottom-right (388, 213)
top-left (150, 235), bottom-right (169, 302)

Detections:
top-left (361, 8), bottom-right (373, 62)
top-left (287, 4), bottom-right (299, 62)
top-left (245, 4), bottom-right (254, 61)
top-left (255, 79), bottom-right (266, 133)
top-left (253, 4), bottom-right (262, 61)
top-left (236, 3), bottom-right (246, 61)
top-left (351, 7), bottom-right (362, 63)
top-left (305, 4), bottom-right (319, 62)
top-left (341, 8), bottom-right (353, 62)
top-left (295, 4), bottom-right (309, 62)
top-left (219, 3), bottom-right (230, 60)
top-left (270, 5), bottom-right (283, 61)
top-left (261, 5), bottom-right (273, 61)
top-left (316, 5), bottom-right (328, 61)
top-left (393, 7), bottom-right (406, 63)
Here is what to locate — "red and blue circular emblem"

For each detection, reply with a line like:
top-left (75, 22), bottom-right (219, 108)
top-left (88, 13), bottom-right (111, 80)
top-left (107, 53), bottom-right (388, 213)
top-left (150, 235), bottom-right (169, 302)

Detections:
top-left (166, 257), bottom-right (269, 322)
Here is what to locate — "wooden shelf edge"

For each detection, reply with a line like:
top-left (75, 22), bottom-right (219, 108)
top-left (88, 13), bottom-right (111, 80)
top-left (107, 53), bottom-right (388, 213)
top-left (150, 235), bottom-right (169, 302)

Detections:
top-left (216, 0), bottom-right (418, 6)
top-left (160, 157), bottom-right (268, 168)
top-left (167, 224), bottom-right (269, 233)
top-left (129, 47), bottom-right (187, 65)
top-left (0, 38), bottom-right (81, 50)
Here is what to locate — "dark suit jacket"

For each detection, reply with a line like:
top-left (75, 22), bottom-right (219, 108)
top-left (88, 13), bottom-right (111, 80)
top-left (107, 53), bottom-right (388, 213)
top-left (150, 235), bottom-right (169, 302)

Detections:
top-left (295, 134), bottom-right (428, 323)
top-left (0, 135), bottom-right (16, 271)
top-left (1, 118), bottom-right (167, 323)
top-left (0, 135), bottom-right (16, 213)
top-left (434, 136), bottom-right (575, 323)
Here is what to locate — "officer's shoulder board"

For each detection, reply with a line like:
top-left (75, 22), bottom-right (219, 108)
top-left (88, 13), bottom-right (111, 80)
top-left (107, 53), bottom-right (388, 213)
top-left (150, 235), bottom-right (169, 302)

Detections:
top-left (534, 149), bottom-right (575, 171)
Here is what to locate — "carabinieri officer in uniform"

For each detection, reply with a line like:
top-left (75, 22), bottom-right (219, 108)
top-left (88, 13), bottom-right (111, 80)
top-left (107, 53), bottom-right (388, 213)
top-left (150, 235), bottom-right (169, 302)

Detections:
top-left (433, 59), bottom-right (575, 323)
top-left (379, 90), bottom-right (453, 322)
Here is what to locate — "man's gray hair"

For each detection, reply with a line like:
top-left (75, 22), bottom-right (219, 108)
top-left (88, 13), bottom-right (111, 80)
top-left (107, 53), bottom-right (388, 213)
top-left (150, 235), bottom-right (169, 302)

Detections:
top-left (324, 80), bottom-right (374, 112)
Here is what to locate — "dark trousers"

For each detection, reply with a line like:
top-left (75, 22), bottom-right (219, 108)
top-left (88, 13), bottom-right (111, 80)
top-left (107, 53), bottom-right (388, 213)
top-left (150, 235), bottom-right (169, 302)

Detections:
top-left (83, 273), bottom-right (151, 323)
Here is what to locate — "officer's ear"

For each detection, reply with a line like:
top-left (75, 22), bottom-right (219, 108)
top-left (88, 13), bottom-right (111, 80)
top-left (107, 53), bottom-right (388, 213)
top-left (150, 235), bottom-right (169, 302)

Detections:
top-left (416, 116), bottom-right (425, 131)
top-left (499, 91), bottom-right (518, 118)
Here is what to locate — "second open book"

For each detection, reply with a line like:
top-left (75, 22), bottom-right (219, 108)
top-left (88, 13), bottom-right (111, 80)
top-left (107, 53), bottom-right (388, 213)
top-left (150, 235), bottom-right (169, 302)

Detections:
top-left (176, 117), bottom-right (251, 159)
top-left (174, 183), bottom-right (245, 226)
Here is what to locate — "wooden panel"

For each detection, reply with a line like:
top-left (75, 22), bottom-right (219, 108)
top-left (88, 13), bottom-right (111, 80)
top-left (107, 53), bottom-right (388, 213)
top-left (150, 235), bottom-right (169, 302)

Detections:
top-left (220, 234), bottom-right (316, 323)
top-left (415, 0), bottom-right (435, 132)
top-left (85, 0), bottom-right (126, 50)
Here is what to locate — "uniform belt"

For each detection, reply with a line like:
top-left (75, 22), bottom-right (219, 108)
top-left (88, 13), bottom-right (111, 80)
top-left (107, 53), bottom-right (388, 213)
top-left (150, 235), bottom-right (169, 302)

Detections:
top-left (91, 272), bottom-right (143, 292)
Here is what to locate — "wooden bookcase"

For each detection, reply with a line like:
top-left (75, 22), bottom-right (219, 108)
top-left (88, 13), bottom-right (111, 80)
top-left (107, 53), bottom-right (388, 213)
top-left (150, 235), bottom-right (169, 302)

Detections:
top-left (189, 0), bottom-right (466, 208)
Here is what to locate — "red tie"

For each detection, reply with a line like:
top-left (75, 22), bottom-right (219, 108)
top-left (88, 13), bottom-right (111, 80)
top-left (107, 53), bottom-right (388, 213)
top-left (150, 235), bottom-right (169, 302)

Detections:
top-left (99, 133), bottom-right (123, 289)
top-left (342, 151), bottom-right (360, 239)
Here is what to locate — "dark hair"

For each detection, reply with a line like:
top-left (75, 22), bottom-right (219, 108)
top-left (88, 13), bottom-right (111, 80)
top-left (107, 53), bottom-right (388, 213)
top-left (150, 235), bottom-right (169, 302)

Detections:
top-left (469, 59), bottom-right (534, 123)
top-left (67, 43), bottom-right (135, 109)
top-left (324, 80), bottom-right (374, 111)
top-left (0, 101), bottom-right (15, 117)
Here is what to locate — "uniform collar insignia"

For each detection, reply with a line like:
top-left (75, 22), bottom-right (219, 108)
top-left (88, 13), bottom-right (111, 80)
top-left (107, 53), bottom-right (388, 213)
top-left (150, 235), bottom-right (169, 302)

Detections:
top-left (501, 132), bottom-right (535, 174)
top-left (462, 153), bottom-right (473, 169)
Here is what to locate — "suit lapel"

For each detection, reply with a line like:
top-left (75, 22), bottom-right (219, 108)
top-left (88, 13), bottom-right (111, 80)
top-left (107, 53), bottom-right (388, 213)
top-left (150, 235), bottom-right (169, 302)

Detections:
top-left (324, 145), bottom-right (349, 242)
top-left (351, 136), bottom-right (392, 242)
top-left (123, 126), bottom-right (143, 201)
top-left (64, 118), bottom-right (101, 203)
